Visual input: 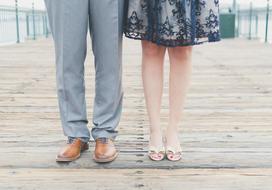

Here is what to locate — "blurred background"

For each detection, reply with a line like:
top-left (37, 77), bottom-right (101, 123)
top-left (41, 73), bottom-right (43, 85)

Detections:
top-left (0, 0), bottom-right (271, 44)
top-left (0, 1), bottom-right (271, 189)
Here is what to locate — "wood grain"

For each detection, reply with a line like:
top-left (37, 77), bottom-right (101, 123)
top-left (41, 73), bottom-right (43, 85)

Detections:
top-left (0, 38), bottom-right (272, 189)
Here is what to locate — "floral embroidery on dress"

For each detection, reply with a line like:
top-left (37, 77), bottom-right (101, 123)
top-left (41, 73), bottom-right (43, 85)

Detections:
top-left (124, 0), bottom-right (221, 47)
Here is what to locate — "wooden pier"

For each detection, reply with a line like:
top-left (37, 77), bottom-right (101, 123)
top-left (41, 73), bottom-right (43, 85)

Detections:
top-left (0, 38), bottom-right (272, 189)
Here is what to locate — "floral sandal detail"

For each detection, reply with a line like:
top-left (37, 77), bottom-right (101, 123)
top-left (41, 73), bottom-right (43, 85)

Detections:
top-left (166, 146), bottom-right (182, 161)
top-left (148, 146), bottom-right (166, 161)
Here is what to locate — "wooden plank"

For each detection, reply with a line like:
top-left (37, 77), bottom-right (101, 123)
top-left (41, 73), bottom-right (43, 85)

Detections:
top-left (0, 169), bottom-right (272, 190)
top-left (0, 38), bottom-right (272, 189)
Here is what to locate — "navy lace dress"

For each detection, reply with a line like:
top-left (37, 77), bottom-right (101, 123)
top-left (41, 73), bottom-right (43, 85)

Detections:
top-left (124, 0), bottom-right (221, 47)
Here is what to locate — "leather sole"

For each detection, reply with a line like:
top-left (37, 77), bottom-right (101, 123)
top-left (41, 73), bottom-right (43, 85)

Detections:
top-left (56, 144), bottom-right (89, 162)
top-left (56, 154), bottom-right (80, 162)
top-left (93, 151), bottom-right (118, 163)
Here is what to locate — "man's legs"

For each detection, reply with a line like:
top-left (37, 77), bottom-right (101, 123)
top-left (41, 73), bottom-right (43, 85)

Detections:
top-left (45, 0), bottom-right (90, 141)
top-left (89, 0), bottom-right (124, 140)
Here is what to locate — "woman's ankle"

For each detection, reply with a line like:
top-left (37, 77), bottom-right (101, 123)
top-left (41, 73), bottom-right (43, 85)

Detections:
top-left (166, 127), bottom-right (178, 136)
top-left (165, 128), bottom-right (180, 147)
top-left (149, 128), bottom-right (164, 147)
top-left (150, 126), bottom-right (163, 135)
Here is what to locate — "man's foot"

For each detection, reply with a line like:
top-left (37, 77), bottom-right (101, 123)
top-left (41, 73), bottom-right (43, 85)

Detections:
top-left (56, 138), bottom-right (89, 162)
top-left (93, 138), bottom-right (118, 163)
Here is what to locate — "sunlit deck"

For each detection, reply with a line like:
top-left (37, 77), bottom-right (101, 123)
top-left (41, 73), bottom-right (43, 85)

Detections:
top-left (0, 38), bottom-right (272, 189)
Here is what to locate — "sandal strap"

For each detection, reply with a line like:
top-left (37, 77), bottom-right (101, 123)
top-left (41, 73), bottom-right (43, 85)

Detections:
top-left (166, 146), bottom-right (182, 154)
top-left (149, 146), bottom-right (165, 154)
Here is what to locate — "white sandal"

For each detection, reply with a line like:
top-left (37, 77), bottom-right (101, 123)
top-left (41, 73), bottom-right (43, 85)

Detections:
top-left (148, 146), bottom-right (166, 161)
top-left (166, 146), bottom-right (182, 161)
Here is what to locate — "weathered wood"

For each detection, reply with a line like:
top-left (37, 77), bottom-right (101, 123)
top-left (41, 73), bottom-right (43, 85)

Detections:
top-left (0, 169), bottom-right (272, 190)
top-left (0, 38), bottom-right (272, 189)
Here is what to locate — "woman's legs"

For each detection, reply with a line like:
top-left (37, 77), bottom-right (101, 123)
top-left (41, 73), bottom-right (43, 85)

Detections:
top-left (142, 40), bottom-right (192, 160)
top-left (142, 41), bottom-right (166, 148)
top-left (167, 46), bottom-right (193, 149)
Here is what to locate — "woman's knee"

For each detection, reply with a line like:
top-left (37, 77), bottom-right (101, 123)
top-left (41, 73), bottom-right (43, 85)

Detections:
top-left (169, 46), bottom-right (193, 60)
top-left (142, 41), bottom-right (165, 57)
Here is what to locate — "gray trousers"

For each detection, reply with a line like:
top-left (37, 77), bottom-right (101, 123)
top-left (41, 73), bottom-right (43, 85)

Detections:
top-left (44, 0), bottom-right (124, 141)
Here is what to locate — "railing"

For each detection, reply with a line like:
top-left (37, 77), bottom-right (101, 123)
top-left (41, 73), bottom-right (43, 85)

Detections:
top-left (236, 4), bottom-right (271, 43)
top-left (0, 4), bottom-right (50, 45)
top-left (0, 3), bottom-right (271, 44)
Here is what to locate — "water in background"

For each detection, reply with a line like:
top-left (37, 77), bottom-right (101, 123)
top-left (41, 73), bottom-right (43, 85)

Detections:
top-left (0, 6), bottom-right (49, 45)
top-left (0, 6), bottom-right (271, 44)
top-left (238, 10), bottom-right (272, 43)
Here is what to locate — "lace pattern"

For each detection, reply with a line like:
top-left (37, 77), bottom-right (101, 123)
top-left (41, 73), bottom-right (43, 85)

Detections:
top-left (124, 0), bottom-right (221, 47)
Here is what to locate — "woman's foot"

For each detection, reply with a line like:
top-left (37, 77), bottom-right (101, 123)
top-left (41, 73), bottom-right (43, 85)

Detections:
top-left (165, 129), bottom-right (182, 161)
top-left (148, 130), bottom-right (165, 161)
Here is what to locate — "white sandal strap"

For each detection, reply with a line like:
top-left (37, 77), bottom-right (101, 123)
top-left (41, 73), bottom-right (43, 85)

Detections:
top-left (166, 146), bottom-right (182, 154)
top-left (149, 146), bottom-right (165, 154)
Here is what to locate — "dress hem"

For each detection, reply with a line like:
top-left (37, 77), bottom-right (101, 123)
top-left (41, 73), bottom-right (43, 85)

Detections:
top-left (124, 32), bottom-right (221, 47)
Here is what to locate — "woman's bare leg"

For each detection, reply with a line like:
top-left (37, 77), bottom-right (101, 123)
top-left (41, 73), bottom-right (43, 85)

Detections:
top-left (142, 41), bottom-right (166, 149)
top-left (167, 46), bottom-right (193, 149)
